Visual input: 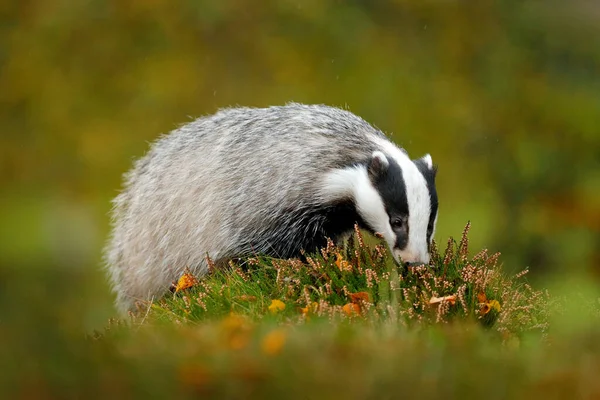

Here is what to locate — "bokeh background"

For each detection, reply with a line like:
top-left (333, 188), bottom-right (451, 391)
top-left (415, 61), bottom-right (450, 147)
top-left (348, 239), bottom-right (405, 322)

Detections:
top-left (1, 0), bottom-right (598, 326)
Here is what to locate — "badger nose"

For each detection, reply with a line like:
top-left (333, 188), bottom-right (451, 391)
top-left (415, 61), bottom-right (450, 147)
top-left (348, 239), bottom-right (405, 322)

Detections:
top-left (405, 261), bottom-right (426, 268)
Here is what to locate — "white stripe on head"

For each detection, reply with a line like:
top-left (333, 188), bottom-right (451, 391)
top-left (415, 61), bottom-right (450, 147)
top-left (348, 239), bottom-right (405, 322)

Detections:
top-left (320, 166), bottom-right (396, 247)
top-left (370, 136), bottom-right (432, 264)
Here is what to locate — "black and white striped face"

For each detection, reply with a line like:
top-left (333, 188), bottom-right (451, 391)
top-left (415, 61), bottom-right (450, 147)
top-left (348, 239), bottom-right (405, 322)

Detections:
top-left (357, 147), bottom-right (438, 265)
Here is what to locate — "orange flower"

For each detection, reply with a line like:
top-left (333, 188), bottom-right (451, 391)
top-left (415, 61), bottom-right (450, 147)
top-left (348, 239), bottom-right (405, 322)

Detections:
top-left (268, 299), bottom-right (286, 314)
top-left (342, 303), bottom-right (361, 316)
top-left (175, 270), bottom-right (199, 292)
top-left (349, 292), bottom-right (370, 304)
top-left (261, 329), bottom-right (287, 355)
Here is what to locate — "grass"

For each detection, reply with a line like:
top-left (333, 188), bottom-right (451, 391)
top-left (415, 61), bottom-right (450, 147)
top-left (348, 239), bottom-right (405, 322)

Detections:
top-left (5, 223), bottom-right (600, 399)
top-left (146, 223), bottom-right (549, 340)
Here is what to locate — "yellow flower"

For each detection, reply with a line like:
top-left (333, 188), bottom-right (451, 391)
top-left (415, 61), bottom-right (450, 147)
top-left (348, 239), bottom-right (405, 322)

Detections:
top-left (175, 270), bottom-right (199, 292)
top-left (488, 299), bottom-right (501, 312)
top-left (268, 299), bottom-right (286, 314)
top-left (261, 329), bottom-right (287, 355)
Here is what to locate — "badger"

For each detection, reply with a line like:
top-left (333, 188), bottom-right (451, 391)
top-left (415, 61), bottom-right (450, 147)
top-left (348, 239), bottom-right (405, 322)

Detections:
top-left (105, 103), bottom-right (438, 313)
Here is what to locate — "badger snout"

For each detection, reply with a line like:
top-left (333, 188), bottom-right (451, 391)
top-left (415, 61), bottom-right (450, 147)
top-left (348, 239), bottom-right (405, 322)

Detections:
top-left (392, 248), bottom-right (430, 267)
top-left (405, 261), bottom-right (427, 268)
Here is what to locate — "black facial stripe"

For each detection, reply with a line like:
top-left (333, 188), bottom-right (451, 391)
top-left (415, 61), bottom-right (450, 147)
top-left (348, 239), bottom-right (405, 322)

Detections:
top-left (368, 155), bottom-right (409, 249)
top-left (413, 159), bottom-right (438, 244)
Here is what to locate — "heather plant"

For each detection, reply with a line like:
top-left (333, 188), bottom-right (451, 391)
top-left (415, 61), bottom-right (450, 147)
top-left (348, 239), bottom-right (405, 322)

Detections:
top-left (141, 223), bottom-right (549, 341)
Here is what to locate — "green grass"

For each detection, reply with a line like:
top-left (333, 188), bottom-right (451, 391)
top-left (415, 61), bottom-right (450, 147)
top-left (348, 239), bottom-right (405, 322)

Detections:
top-left (4, 223), bottom-right (600, 399)
top-left (147, 223), bottom-right (549, 340)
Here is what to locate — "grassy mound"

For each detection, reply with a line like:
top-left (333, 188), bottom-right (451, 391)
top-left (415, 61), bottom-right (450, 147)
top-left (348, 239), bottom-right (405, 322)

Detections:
top-left (143, 223), bottom-right (550, 342)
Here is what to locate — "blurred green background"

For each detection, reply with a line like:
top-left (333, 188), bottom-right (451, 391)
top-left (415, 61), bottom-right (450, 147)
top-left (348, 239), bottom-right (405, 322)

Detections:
top-left (1, 0), bottom-right (598, 324)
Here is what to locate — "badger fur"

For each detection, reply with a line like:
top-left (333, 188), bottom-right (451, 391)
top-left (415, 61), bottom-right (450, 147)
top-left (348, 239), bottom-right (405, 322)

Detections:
top-left (105, 103), bottom-right (438, 313)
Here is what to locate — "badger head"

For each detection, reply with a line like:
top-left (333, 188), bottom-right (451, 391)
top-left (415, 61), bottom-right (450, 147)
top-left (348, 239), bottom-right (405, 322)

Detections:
top-left (353, 149), bottom-right (438, 266)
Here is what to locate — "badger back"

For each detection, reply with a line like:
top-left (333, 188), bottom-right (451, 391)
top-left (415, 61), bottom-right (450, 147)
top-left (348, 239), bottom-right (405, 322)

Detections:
top-left (104, 103), bottom-right (387, 312)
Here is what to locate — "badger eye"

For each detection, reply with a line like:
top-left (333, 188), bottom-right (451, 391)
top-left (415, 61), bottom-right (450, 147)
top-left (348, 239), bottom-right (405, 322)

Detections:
top-left (390, 218), bottom-right (403, 230)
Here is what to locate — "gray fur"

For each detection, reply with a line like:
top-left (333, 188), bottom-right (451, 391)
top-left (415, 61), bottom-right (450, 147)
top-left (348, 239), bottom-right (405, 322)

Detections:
top-left (104, 103), bottom-right (435, 313)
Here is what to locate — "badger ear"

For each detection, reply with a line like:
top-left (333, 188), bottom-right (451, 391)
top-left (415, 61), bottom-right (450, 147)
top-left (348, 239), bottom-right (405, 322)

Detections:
top-left (414, 153), bottom-right (438, 179)
top-left (367, 151), bottom-right (389, 181)
top-left (421, 154), bottom-right (433, 169)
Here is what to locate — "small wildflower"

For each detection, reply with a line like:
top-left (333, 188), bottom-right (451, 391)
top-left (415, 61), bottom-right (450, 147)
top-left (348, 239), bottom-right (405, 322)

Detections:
top-left (458, 221), bottom-right (471, 261)
top-left (268, 299), bottom-right (286, 314)
top-left (261, 329), bottom-right (287, 355)
top-left (196, 292), bottom-right (208, 311)
top-left (442, 237), bottom-right (454, 266)
top-left (354, 224), bottom-right (365, 248)
top-left (182, 295), bottom-right (191, 309)
top-left (514, 268), bottom-right (529, 279)
top-left (205, 255), bottom-right (216, 275)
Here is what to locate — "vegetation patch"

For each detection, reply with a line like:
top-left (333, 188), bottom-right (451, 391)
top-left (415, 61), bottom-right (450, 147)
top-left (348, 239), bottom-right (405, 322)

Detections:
top-left (142, 223), bottom-right (549, 342)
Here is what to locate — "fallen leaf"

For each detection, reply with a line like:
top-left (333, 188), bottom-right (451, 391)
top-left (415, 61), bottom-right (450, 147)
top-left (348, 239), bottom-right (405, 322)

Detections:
top-left (349, 292), bottom-right (370, 304)
top-left (477, 292), bottom-right (487, 303)
top-left (175, 270), bottom-right (199, 292)
top-left (480, 302), bottom-right (491, 315)
top-left (268, 299), bottom-right (286, 314)
top-left (342, 303), bottom-right (361, 316)
top-left (335, 253), bottom-right (352, 272)
top-left (429, 295), bottom-right (457, 305)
